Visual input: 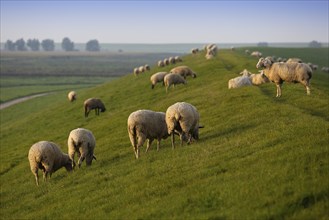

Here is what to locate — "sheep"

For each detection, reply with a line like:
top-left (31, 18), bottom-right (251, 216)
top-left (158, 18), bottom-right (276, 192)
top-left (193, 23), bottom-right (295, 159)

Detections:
top-left (170, 65), bottom-right (197, 79)
top-left (321, 67), bottom-right (329, 73)
top-left (84, 98), bottom-right (106, 117)
top-left (150, 72), bottom-right (168, 89)
top-left (251, 51), bottom-right (262, 58)
top-left (127, 110), bottom-right (170, 159)
top-left (158, 60), bottom-right (165, 67)
top-left (191, 48), bottom-right (199, 54)
top-left (144, 64), bottom-right (150, 71)
top-left (174, 56), bottom-right (182, 62)
top-left (239, 69), bottom-right (270, 86)
top-left (164, 73), bottom-right (187, 92)
top-left (169, 57), bottom-right (176, 64)
top-left (165, 102), bottom-right (201, 149)
top-left (138, 66), bottom-right (145, 73)
top-left (68, 128), bottom-right (97, 168)
top-left (307, 63), bottom-right (318, 71)
top-left (245, 49), bottom-right (250, 55)
top-left (28, 141), bottom-right (72, 186)
top-left (164, 58), bottom-right (170, 66)
top-left (133, 68), bottom-right (140, 76)
top-left (68, 91), bottom-right (77, 102)
top-left (228, 75), bottom-right (252, 89)
top-left (256, 57), bottom-right (313, 97)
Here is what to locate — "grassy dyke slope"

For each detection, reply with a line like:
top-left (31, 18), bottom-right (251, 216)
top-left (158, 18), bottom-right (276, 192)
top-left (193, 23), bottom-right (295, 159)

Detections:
top-left (0, 48), bottom-right (328, 219)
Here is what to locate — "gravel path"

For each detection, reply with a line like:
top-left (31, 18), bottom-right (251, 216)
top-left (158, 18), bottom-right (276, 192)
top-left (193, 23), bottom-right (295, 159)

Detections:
top-left (0, 93), bottom-right (51, 110)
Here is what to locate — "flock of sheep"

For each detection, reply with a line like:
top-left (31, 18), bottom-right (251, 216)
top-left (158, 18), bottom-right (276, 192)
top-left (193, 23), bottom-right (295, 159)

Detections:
top-left (28, 44), bottom-right (326, 185)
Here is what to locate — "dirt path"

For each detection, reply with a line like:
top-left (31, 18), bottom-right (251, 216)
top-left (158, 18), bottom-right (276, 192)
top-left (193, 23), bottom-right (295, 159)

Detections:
top-left (0, 93), bottom-right (51, 110)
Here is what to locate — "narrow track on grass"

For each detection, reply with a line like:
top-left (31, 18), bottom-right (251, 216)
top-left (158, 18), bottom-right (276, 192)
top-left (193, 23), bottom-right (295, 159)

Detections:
top-left (0, 92), bottom-right (52, 110)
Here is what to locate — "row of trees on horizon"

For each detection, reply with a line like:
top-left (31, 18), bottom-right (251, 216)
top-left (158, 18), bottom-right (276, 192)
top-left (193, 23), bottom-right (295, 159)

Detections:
top-left (3, 37), bottom-right (100, 52)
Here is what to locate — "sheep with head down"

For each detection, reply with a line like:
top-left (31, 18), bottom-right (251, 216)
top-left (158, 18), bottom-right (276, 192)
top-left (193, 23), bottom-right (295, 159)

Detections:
top-left (166, 102), bottom-right (202, 149)
top-left (150, 72), bottom-right (168, 89)
top-left (68, 91), bottom-right (77, 102)
top-left (256, 57), bottom-right (312, 97)
top-left (164, 73), bottom-right (187, 92)
top-left (28, 141), bottom-right (73, 186)
top-left (84, 98), bottom-right (106, 117)
top-left (170, 65), bottom-right (197, 79)
top-left (127, 110), bottom-right (170, 159)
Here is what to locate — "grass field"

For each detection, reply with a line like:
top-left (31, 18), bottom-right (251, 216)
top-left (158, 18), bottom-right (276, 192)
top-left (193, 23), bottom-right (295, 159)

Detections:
top-left (0, 48), bottom-right (328, 219)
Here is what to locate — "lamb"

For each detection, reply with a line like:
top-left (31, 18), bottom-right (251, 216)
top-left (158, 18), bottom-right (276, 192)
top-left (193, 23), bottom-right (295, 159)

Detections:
top-left (68, 91), bottom-right (77, 102)
top-left (127, 110), bottom-right (170, 159)
top-left (28, 141), bottom-right (73, 186)
top-left (170, 65), bottom-right (197, 79)
top-left (256, 57), bottom-right (313, 97)
top-left (150, 72), bottom-right (168, 89)
top-left (68, 128), bottom-right (97, 168)
top-left (158, 60), bottom-right (165, 67)
top-left (164, 73), bottom-right (187, 92)
top-left (84, 98), bottom-right (106, 117)
top-left (166, 102), bottom-right (201, 149)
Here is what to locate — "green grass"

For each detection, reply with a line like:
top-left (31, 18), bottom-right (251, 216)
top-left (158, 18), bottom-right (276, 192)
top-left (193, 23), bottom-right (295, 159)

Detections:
top-left (0, 48), bottom-right (328, 219)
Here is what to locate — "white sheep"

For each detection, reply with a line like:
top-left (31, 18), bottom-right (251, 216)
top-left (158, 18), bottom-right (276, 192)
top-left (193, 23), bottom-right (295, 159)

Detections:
top-left (321, 67), bottom-right (329, 73)
top-left (239, 69), bottom-right (270, 86)
top-left (144, 64), bottom-right (150, 71)
top-left (170, 65), bottom-right (197, 79)
top-left (68, 128), bottom-right (97, 168)
top-left (256, 57), bottom-right (313, 97)
top-left (191, 48), bottom-right (199, 54)
top-left (150, 72), bottom-right (168, 89)
top-left (164, 58), bottom-right (170, 66)
top-left (166, 102), bottom-right (201, 149)
top-left (174, 56), bottom-right (182, 62)
top-left (228, 75), bottom-right (252, 89)
top-left (164, 73), bottom-right (187, 92)
top-left (68, 91), bottom-right (77, 102)
top-left (138, 66), bottom-right (145, 73)
top-left (127, 110), bottom-right (170, 159)
top-left (84, 98), bottom-right (106, 117)
top-left (133, 68), bottom-right (140, 76)
top-left (28, 141), bottom-right (73, 186)
top-left (169, 57), bottom-right (176, 64)
top-left (251, 51), bottom-right (262, 58)
top-left (158, 60), bottom-right (165, 67)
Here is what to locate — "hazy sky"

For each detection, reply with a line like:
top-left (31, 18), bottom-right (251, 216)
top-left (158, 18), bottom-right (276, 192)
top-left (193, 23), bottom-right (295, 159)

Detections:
top-left (1, 0), bottom-right (328, 43)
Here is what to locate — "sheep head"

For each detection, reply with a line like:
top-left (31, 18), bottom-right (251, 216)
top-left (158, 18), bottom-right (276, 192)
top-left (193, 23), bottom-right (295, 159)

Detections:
top-left (256, 57), bottom-right (272, 69)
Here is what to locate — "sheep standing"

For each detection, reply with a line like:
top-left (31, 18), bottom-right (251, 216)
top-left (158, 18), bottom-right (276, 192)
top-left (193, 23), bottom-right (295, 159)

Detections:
top-left (150, 72), bottom-right (168, 89)
top-left (166, 102), bottom-right (201, 149)
top-left (170, 65), bottom-right (197, 79)
top-left (169, 57), bottom-right (176, 64)
top-left (144, 64), bottom-right (150, 71)
top-left (68, 91), bottom-right (77, 102)
top-left (127, 110), bottom-right (169, 159)
top-left (28, 141), bottom-right (73, 186)
top-left (68, 128), bottom-right (96, 168)
top-left (164, 73), bottom-right (187, 92)
top-left (84, 98), bottom-right (106, 117)
top-left (174, 56), bottom-right (182, 62)
top-left (256, 57), bottom-right (313, 97)
top-left (251, 51), bottom-right (262, 58)
top-left (133, 68), bottom-right (140, 76)
top-left (191, 48), bottom-right (199, 54)
top-left (158, 60), bottom-right (165, 67)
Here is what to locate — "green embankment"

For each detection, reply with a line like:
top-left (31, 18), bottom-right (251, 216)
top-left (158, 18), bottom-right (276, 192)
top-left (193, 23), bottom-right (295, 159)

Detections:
top-left (0, 48), bottom-right (328, 219)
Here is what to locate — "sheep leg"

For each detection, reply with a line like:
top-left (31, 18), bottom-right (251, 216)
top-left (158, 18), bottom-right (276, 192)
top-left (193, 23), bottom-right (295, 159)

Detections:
top-left (68, 150), bottom-right (76, 169)
top-left (276, 84), bottom-right (282, 97)
top-left (136, 134), bottom-right (146, 158)
top-left (171, 133), bottom-right (175, 149)
top-left (78, 153), bottom-right (86, 168)
top-left (305, 82), bottom-right (311, 95)
top-left (146, 139), bottom-right (153, 153)
top-left (32, 167), bottom-right (39, 186)
top-left (156, 139), bottom-right (160, 151)
top-left (84, 106), bottom-right (89, 117)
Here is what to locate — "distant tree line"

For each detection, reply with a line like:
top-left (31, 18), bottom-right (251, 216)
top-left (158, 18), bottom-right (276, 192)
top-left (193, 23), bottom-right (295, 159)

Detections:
top-left (4, 38), bottom-right (100, 51)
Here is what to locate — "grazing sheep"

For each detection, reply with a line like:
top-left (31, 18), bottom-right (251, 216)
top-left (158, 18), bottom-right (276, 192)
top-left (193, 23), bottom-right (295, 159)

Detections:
top-left (191, 48), bottom-right (199, 54)
top-left (170, 65), bottom-right (197, 79)
top-left (166, 102), bottom-right (201, 148)
top-left (144, 64), bottom-right (150, 71)
top-left (321, 67), bottom-right (329, 73)
top-left (228, 75), bottom-right (252, 89)
top-left (68, 91), bottom-right (77, 102)
top-left (307, 63), bottom-right (318, 71)
top-left (169, 57), bottom-right (176, 64)
top-left (28, 141), bottom-right (72, 186)
top-left (158, 60), bottom-right (165, 67)
top-left (127, 110), bottom-right (170, 159)
top-left (134, 68), bottom-right (140, 76)
top-left (256, 57), bottom-right (313, 97)
top-left (84, 98), bottom-right (106, 117)
top-left (164, 73), bottom-right (187, 92)
top-left (150, 72), bottom-right (168, 89)
top-left (164, 58), bottom-right (170, 66)
top-left (174, 56), bottom-right (182, 62)
top-left (251, 51), bottom-right (262, 58)
top-left (68, 128), bottom-right (97, 168)
top-left (138, 66), bottom-right (145, 73)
